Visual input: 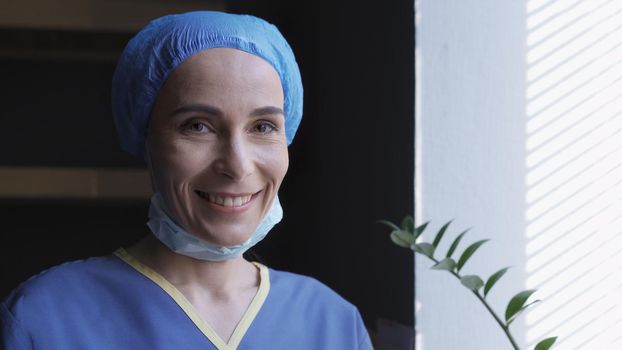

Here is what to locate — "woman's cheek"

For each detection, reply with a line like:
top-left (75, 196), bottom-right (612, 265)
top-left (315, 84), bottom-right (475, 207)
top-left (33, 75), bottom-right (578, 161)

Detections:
top-left (263, 144), bottom-right (289, 184)
top-left (161, 140), bottom-right (211, 179)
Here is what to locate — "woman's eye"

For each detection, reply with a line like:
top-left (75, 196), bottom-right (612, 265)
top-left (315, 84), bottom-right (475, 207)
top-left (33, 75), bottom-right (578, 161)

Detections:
top-left (253, 121), bottom-right (277, 134)
top-left (183, 121), bottom-right (210, 133)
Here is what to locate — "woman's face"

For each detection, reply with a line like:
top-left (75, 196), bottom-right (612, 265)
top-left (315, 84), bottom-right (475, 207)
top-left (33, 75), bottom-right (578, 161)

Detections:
top-left (146, 48), bottom-right (288, 246)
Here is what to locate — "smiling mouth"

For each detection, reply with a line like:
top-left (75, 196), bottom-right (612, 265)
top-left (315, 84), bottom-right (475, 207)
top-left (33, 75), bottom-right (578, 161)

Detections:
top-left (195, 190), bottom-right (258, 207)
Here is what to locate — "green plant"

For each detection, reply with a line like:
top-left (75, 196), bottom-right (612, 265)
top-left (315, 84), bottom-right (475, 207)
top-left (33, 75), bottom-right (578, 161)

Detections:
top-left (379, 216), bottom-right (557, 350)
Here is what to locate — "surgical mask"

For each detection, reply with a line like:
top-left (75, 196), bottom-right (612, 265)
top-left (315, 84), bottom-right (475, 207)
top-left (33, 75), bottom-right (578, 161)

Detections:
top-left (146, 192), bottom-right (282, 261)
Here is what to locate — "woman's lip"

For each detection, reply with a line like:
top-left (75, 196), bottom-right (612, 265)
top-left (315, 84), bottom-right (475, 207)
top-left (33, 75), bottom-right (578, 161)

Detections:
top-left (195, 190), bottom-right (261, 213)
top-left (208, 191), bottom-right (257, 197)
top-left (195, 190), bottom-right (261, 198)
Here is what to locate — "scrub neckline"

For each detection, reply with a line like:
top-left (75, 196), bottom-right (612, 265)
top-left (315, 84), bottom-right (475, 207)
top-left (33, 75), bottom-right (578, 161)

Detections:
top-left (114, 247), bottom-right (270, 350)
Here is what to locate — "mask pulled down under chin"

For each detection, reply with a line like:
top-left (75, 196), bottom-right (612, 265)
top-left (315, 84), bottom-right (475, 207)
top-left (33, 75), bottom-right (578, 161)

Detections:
top-left (146, 192), bottom-right (283, 261)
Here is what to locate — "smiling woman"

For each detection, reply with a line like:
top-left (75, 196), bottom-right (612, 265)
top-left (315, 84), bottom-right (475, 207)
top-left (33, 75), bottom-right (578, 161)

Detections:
top-left (145, 49), bottom-right (288, 249)
top-left (0, 11), bottom-right (373, 350)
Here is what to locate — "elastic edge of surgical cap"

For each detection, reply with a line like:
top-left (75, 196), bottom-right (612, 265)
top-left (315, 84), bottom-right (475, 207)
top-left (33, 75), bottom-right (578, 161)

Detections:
top-left (111, 11), bottom-right (303, 158)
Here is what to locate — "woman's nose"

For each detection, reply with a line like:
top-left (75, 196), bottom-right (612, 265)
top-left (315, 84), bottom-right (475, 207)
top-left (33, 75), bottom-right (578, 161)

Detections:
top-left (215, 135), bottom-right (254, 181)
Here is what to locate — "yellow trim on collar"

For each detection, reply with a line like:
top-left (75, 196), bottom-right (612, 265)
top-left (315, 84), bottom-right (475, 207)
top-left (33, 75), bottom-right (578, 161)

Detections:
top-left (114, 248), bottom-right (270, 350)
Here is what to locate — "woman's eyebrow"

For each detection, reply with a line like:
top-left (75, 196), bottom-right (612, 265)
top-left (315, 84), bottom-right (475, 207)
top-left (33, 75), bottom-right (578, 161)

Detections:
top-left (250, 106), bottom-right (284, 116)
top-left (169, 104), bottom-right (283, 117)
top-left (170, 104), bottom-right (223, 117)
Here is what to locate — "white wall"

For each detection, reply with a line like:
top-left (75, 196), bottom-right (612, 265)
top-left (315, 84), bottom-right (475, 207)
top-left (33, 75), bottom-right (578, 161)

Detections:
top-left (417, 1), bottom-right (622, 349)
top-left (415, 1), bottom-right (527, 349)
top-left (524, 1), bottom-right (622, 348)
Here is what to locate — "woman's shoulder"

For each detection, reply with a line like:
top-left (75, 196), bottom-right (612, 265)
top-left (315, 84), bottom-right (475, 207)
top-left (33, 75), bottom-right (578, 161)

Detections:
top-left (265, 266), bottom-right (357, 311)
top-left (2, 254), bottom-right (123, 312)
top-left (257, 266), bottom-right (373, 349)
top-left (1, 253), bottom-right (129, 348)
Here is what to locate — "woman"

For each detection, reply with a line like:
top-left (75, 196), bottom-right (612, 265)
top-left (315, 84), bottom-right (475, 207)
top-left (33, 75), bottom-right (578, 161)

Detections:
top-left (0, 11), bottom-right (373, 350)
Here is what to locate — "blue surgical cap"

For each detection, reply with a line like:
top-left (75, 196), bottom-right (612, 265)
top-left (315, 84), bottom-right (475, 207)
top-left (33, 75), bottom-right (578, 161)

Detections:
top-left (111, 11), bottom-right (303, 158)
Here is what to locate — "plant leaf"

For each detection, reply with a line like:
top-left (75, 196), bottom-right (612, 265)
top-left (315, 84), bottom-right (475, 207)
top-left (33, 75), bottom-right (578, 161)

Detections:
top-left (377, 219), bottom-right (400, 231)
top-left (396, 229), bottom-right (416, 244)
top-left (414, 221), bottom-right (429, 239)
top-left (505, 290), bottom-right (538, 325)
top-left (401, 216), bottom-right (415, 233)
top-left (534, 336), bottom-right (557, 350)
top-left (432, 220), bottom-right (453, 248)
top-left (456, 239), bottom-right (489, 271)
top-left (390, 231), bottom-right (412, 248)
top-left (446, 229), bottom-right (469, 258)
top-left (484, 267), bottom-right (511, 298)
top-left (414, 242), bottom-right (435, 258)
top-left (431, 257), bottom-right (456, 271)
top-left (460, 275), bottom-right (484, 291)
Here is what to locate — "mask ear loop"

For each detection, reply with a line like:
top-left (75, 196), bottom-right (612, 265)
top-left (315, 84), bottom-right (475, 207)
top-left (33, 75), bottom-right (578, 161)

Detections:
top-left (143, 138), bottom-right (159, 195)
top-left (142, 138), bottom-right (184, 227)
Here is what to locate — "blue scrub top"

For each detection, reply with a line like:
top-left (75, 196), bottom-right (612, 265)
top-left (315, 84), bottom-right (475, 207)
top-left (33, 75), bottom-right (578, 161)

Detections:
top-left (1, 249), bottom-right (373, 350)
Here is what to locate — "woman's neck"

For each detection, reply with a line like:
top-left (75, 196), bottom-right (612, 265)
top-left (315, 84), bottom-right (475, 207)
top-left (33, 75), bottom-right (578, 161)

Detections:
top-left (126, 235), bottom-right (258, 296)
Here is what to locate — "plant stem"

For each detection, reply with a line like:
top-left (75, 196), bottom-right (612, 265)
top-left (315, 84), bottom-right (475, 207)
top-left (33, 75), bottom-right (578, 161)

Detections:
top-left (425, 256), bottom-right (520, 350)
top-left (472, 291), bottom-right (520, 350)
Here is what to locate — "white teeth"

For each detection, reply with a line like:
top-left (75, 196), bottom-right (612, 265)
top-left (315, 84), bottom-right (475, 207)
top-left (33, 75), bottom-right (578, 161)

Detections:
top-left (200, 191), bottom-right (253, 207)
top-left (233, 197), bottom-right (242, 206)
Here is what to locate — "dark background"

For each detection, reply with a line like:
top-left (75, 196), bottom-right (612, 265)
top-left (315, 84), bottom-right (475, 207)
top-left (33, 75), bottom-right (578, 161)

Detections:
top-left (0, 0), bottom-right (414, 339)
